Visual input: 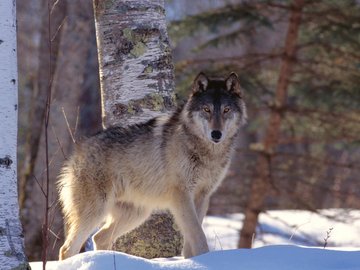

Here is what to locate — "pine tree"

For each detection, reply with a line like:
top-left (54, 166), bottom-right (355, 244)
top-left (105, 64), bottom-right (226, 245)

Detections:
top-left (169, 0), bottom-right (360, 248)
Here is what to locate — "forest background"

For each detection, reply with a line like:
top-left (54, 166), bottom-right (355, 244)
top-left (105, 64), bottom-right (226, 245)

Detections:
top-left (16, 0), bottom-right (360, 261)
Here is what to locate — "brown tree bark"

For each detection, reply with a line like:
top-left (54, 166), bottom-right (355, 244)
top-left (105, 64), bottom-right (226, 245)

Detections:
top-left (238, 0), bottom-right (305, 248)
top-left (22, 0), bottom-right (101, 260)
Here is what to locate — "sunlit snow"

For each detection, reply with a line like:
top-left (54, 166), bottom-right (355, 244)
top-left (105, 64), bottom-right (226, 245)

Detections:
top-left (30, 209), bottom-right (360, 270)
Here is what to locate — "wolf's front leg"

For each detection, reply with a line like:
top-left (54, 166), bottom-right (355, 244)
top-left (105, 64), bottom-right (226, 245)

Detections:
top-left (170, 190), bottom-right (209, 258)
top-left (183, 193), bottom-right (210, 258)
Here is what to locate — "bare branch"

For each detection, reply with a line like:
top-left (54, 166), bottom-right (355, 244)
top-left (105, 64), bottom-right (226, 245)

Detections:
top-left (62, 107), bottom-right (76, 144)
top-left (51, 124), bottom-right (67, 159)
top-left (51, 15), bottom-right (67, 42)
top-left (33, 175), bottom-right (47, 198)
top-left (73, 106), bottom-right (80, 141)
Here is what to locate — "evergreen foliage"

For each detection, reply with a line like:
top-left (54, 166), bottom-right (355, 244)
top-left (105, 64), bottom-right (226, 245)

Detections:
top-left (168, 0), bottom-right (360, 212)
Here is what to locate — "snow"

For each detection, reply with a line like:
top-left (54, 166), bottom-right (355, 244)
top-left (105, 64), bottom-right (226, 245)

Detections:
top-left (30, 246), bottom-right (360, 270)
top-left (30, 209), bottom-right (360, 270)
top-left (204, 209), bottom-right (360, 250)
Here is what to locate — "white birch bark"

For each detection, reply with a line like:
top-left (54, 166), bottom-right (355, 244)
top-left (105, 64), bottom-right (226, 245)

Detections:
top-left (0, 1), bottom-right (28, 269)
top-left (94, 0), bottom-right (176, 128)
top-left (93, 0), bottom-right (181, 258)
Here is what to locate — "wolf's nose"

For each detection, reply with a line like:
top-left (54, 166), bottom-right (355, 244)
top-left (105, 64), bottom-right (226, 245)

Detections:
top-left (211, 130), bottom-right (222, 140)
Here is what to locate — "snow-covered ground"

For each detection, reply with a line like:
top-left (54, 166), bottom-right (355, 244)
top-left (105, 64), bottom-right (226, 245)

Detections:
top-left (204, 209), bottom-right (360, 250)
top-left (30, 209), bottom-right (360, 270)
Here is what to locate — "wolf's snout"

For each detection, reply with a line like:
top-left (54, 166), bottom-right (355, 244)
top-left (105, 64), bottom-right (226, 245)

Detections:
top-left (211, 130), bottom-right (222, 142)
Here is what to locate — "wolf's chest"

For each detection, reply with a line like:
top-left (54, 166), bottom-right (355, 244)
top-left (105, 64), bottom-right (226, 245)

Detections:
top-left (186, 153), bottom-right (230, 191)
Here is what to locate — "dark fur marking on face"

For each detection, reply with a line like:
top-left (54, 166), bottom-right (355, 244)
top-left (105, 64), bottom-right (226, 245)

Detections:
top-left (188, 79), bottom-right (244, 117)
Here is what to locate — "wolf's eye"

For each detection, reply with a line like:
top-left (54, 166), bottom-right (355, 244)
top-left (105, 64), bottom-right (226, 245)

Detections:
top-left (203, 106), bottom-right (211, 113)
top-left (223, 107), bottom-right (230, 113)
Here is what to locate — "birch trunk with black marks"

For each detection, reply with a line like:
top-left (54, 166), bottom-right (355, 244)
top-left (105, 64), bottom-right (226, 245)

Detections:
top-left (0, 1), bottom-right (29, 269)
top-left (93, 0), bottom-right (181, 258)
top-left (238, 0), bottom-right (305, 248)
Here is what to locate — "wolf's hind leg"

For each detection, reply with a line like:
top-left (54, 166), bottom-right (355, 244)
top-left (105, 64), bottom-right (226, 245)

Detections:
top-left (93, 202), bottom-right (151, 250)
top-left (59, 206), bottom-right (106, 260)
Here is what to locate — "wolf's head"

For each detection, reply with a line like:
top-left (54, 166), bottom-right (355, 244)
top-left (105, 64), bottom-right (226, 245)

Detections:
top-left (183, 72), bottom-right (247, 144)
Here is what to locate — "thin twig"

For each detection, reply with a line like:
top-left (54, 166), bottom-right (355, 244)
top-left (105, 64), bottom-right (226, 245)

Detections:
top-left (49, 228), bottom-right (61, 240)
top-left (51, 124), bottom-right (67, 159)
top-left (52, 228), bottom-right (63, 251)
top-left (62, 107), bottom-right (76, 144)
top-left (289, 221), bottom-right (311, 241)
top-left (323, 227), bottom-right (333, 248)
top-left (42, 0), bottom-right (54, 268)
top-left (212, 230), bottom-right (223, 251)
top-left (251, 233), bottom-right (256, 247)
top-left (50, 0), bottom-right (61, 14)
top-left (49, 201), bottom-right (60, 251)
top-left (51, 15), bottom-right (67, 42)
top-left (73, 106), bottom-right (80, 141)
top-left (49, 199), bottom-right (61, 212)
top-left (39, 146), bottom-right (60, 181)
top-left (33, 174), bottom-right (46, 197)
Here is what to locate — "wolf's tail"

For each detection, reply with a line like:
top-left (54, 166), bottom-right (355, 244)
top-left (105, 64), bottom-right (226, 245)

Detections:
top-left (57, 160), bottom-right (76, 237)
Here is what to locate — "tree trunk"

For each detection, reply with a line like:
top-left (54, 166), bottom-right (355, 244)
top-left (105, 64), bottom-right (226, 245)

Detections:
top-left (93, 0), bottom-right (181, 258)
top-left (238, 0), bottom-right (305, 248)
top-left (22, 0), bottom-right (101, 260)
top-left (0, 1), bottom-right (29, 269)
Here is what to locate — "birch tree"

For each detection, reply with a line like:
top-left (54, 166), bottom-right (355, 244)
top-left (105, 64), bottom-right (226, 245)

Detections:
top-left (93, 0), bottom-right (181, 258)
top-left (0, 0), bottom-right (28, 269)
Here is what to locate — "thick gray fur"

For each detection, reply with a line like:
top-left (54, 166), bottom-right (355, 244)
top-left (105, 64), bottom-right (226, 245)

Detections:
top-left (58, 72), bottom-right (247, 260)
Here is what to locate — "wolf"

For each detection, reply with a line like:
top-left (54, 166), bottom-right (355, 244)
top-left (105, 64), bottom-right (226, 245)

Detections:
top-left (58, 72), bottom-right (247, 260)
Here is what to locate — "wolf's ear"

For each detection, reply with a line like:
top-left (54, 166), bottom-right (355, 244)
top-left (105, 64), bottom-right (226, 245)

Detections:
top-left (193, 72), bottom-right (208, 93)
top-left (225, 72), bottom-right (242, 97)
